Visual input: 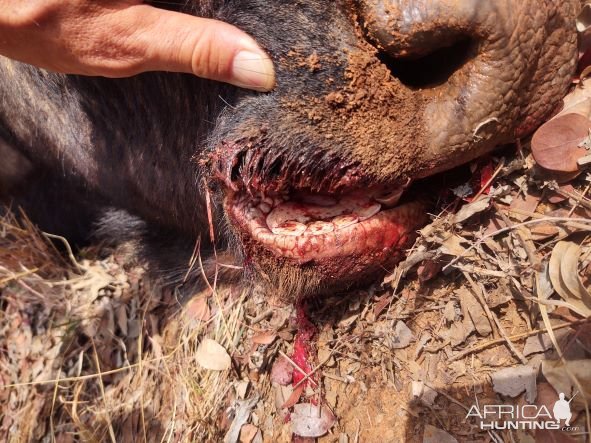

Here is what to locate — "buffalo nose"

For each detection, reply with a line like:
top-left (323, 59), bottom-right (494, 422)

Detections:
top-left (356, 0), bottom-right (487, 88)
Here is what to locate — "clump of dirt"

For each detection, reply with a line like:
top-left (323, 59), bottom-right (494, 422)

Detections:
top-left (281, 43), bottom-right (426, 185)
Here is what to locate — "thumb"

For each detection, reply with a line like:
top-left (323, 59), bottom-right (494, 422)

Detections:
top-left (128, 4), bottom-right (275, 91)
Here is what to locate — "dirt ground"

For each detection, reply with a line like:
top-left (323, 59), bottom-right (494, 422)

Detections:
top-left (1, 136), bottom-right (591, 442)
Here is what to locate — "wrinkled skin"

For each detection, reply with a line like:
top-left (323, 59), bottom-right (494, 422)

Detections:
top-left (0, 0), bottom-right (580, 298)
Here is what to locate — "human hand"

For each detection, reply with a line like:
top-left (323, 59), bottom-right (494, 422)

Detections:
top-left (0, 0), bottom-right (275, 91)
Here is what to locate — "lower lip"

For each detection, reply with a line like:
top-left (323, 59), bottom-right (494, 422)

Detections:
top-left (225, 193), bottom-right (427, 264)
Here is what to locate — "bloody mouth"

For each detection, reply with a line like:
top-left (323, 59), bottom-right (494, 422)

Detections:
top-left (224, 184), bottom-right (428, 266)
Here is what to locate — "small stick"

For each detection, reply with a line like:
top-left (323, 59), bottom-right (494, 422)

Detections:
top-left (449, 318), bottom-right (590, 361)
top-left (278, 350), bottom-right (318, 387)
top-left (569, 182), bottom-right (591, 217)
top-left (247, 308), bottom-right (274, 325)
top-left (292, 346), bottom-right (341, 389)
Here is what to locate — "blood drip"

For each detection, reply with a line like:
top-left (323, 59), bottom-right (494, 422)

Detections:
top-left (291, 301), bottom-right (317, 390)
top-left (466, 159), bottom-right (494, 202)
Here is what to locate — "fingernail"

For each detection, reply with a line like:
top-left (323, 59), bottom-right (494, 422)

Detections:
top-left (231, 50), bottom-right (276, 92)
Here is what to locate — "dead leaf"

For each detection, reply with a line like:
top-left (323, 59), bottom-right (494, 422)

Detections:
top-left (185, 296), bottom-right (210, 323)
top-left (531, 113), bottom-right (590, 173)
top-left (549, 240), bottom-right (591, 317)
top-left (281, 384), bottom-right (305, 410)
top-left (452, 197), bottom-right (491, 224)
top-left (270, 356), bottom-right (293, 386)
top-left (251, 331), bottom-right (277, 345)
top-left (235, 380), bottom-right (249, 399)
top-left (291, 403), bottom-right (335, 438)
top-left (547, 184), bottom-right (575, 204)
top-left (419, 258), bottom-right (444, 281)
top-left (389, 321), bottom-right (415, 349)
top-left (542, 359), bottom-right (591, 408)
top-left (239, 424), bottom-right (260, 443)
top-left (224, 396), bottom-right (259, 443)
top-left (558, 242), bottom-right (591, 300)
top-left (559, 78), bottom-right (591, 120)
top-left (446, 318), bottom-right (474, 347)
top-left (195, 338), bottom-right (231, 371)
top-left (443, 300), bottom-right (458, 323)
top-left (411, 381), bottom-right (438, 407)
top-left (439, 234), bottom-right (472, 258)
top-left (373, 293), bottom-right (392, 319)
top-left (530, 223), bottom-right (561, 241)
top-left (491, 365), bottom-right (537, 403)
top-left (458, 289), bottom-right (492, 337)
top-left (523, 329), bottom-right (569, 357)
top-left (422, 424), bottom-right (458, 443)
top-left (510, 192), bottom-right (540, 221)
top-left (535, 383), bottom-right (579, 443)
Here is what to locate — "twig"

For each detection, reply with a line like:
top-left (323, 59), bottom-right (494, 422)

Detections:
top-left (443, 217), bottom-right (591, 272)
top-left (548, 183), bottom-right (591, 210)
top-left (278, 350), bottom-right (318, 387)
top-left (44, 233), bottom-right (83, 270)
top-left (0, 268), bottom-right (39, 285)
top-left (247, 308), bottom-right (274, 325)
top-left (293, 345), bottom-right (342, 389)
top-left (569, 182), bottom-right (591, 217)
top-left (472, 158), bottom-right (505, 202)
top-left (449, 318), bottom-right (591, 361)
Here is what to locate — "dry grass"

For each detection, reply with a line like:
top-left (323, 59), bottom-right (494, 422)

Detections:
top-left (0, 210), bottom-right (249, 442)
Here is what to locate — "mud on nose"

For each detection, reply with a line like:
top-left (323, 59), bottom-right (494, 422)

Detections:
top-left (356, 0), bottom-right (485, 88)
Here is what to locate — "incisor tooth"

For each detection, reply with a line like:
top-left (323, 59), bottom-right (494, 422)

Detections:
top-left (271, 221), bottom-right (307, 236)
top-left (304, 221), bottom-right (335, 236)
top-left (374, 189), bottom-right (403, 207)
top-left (247, 207), bottom-right (264, 219)
top-left (333, 215), bottom-right (359, 230)
top-left (356, 202), bottom-right (381, 220)
top-left (266, 203), bottom-right (311, 230)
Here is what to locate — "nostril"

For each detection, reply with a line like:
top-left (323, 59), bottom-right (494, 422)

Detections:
top-left (355, 0), bottom-right (484, 89)
top-left (375, 35), bottom-right (479, 89)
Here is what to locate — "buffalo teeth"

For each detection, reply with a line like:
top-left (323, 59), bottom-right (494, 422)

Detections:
top-left (259, 202), bottom-right (272, 214)
top-left (271, 221), bottom-right (307, 236)
top-left (333, 215), bottom-right (359, 230)
top-left (305, 221), bottom-right (335, 236)
top-left (266, 203), bottom-right (312, 230)
top-left (247, 207), bottom-right (264, 219)
top-left (374, 189), bottom-right (403, 207)
top-left (356, 203), bottom-right (381, 220)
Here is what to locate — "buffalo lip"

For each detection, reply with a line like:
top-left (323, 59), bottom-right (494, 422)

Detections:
top-left (223, 184), bottom-right (428, 267)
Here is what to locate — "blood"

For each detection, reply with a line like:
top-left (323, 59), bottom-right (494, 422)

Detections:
top-left (291, 301), bottom-right (318, 394)
top-left (478, 161), bottom-right (494, 196)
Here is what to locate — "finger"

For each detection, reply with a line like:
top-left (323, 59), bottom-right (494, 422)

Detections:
top-left (124, 4), bottom-right (275, 91)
